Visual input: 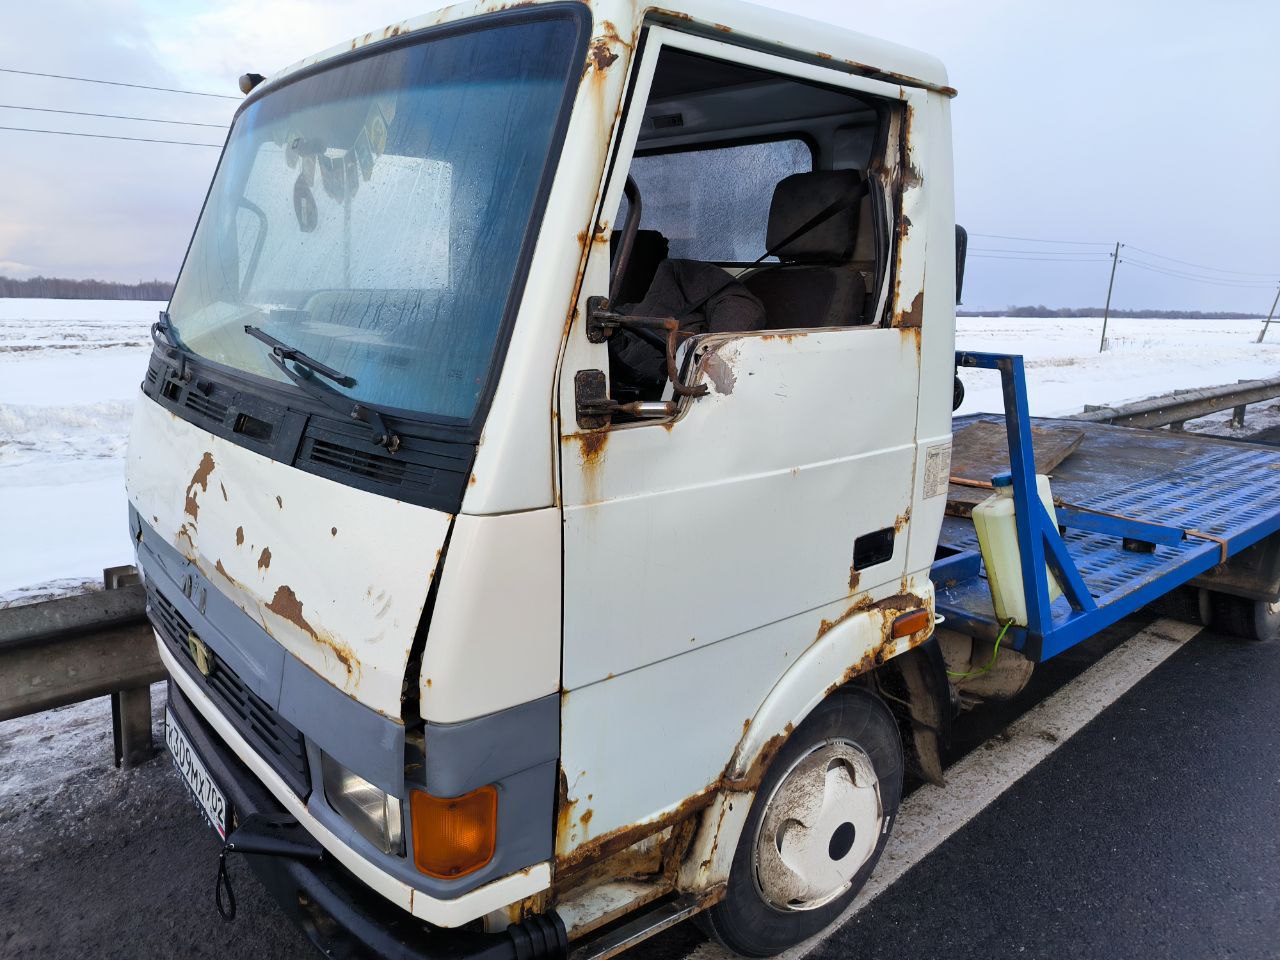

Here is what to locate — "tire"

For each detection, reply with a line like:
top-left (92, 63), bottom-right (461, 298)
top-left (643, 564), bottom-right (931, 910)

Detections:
top-left (699, 687), bottom-right (903, 957)
top-left (1209, 592), bottom-right (1280, 641)
top-left (1149, 586), bottom-right (1212, 626)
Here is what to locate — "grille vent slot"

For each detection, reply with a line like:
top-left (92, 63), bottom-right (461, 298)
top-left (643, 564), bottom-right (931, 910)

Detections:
top-left (308, 439), bottom-right (407, 484)
top-left (149, 587), bottom-right (309, 796)
top-left (184, 391), bottom-right (229, 423)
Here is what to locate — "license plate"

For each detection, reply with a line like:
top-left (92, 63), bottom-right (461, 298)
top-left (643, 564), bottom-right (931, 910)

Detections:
top-left (166, 707), bottom-right (229, 839)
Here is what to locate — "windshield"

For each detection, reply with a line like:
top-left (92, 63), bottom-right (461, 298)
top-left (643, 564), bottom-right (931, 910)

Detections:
top-left (167, 12), bottom-right (581, 423)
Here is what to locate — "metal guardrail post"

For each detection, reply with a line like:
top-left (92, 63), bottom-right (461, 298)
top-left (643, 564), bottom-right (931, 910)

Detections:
top-left (1073, 375), bottom-right (1280, 430)
top-left (103, 565), bottom-right (155, 769)
top-left (0, 564), bottom-right (162, 767)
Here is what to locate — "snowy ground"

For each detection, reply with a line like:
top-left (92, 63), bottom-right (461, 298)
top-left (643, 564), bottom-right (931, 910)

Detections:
top-left (954, 314), bottom-right (1280, 418)
top-left (2, 302), bottom-right (1278, 603)
top-left (0, 299), bottom-right (158, 602)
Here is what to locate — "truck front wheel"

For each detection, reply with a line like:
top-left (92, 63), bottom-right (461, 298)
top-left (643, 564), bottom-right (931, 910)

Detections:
top-left (700, 687), bottom-right (903, 957)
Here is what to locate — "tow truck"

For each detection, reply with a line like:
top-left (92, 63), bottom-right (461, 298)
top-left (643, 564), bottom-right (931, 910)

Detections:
top-left (126, 1), bottom-right (1280, 957)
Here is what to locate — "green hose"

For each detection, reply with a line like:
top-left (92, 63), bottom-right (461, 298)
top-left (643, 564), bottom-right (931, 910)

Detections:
top-left (947, 618), bottom-right (1014, 680)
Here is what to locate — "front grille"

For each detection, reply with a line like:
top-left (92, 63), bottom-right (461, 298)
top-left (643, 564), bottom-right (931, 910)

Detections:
top-left (306, 438), bottom-right (407, 483)
top-left (150, 587), bottom-right (310, 796)
top-left (183, 390), bottom-right (229, 424)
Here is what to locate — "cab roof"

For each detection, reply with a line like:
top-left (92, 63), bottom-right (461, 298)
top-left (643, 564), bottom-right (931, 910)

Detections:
top-left (259, 0), bottom-right (952, 99)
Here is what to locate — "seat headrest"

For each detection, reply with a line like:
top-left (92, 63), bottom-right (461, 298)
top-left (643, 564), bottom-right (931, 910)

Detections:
top-left (765, 170), bottom-right (863, 263)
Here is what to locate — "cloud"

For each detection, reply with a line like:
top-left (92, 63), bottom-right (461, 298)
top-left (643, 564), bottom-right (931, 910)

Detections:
top-left (1, 0), bottom-right (1276, 312)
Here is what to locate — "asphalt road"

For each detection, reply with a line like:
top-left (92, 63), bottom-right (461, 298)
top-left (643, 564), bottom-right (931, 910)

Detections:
top-left (2, 617), bottom-right (1277, 960)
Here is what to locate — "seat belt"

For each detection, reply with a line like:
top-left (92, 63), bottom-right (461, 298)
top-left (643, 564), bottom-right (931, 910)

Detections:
top-left (677, 177), bottom-right (872, 322)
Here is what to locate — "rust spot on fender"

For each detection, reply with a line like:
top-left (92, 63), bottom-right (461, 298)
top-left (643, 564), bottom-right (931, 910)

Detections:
top-left (816, 592), bottom-right (925, 641)
top-left (894, 509), bottom-right (912, 533)
top-left (331, 527), bottom-right (338, 537)
top-left (184, 452), bottom-right (215, 521)
top-left (265, 586), bottom-right (317, 639)
top-left (899, 291), bottom-right (924, 328)
top-left (557, 785), bottom-right (717, 874)
top-left (848, 566), bottom-right (861, 593)
top-left (275, 495), bottom-right (283, 509)
top-left (265, 585), bottom-right (359, 679)
top-left (721, 723), bottom-right (794, 792)
top-left (214, 559), bottom-right (239, 589)
top-left (235, 526), bottom-right (244, 546)
top-left (257, 547), bottom-right (272, 571)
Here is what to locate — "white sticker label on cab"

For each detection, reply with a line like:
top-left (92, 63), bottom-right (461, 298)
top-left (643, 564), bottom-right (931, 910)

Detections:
top-left (923, 442), bottom-right (952, 499)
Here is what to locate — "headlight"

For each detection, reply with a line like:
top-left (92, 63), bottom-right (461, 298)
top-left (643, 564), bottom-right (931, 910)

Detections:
top-left (321, 754), bottom-right (403, 855)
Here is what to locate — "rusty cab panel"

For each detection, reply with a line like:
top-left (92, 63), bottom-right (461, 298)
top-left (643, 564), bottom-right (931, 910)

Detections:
top-left (551, 18), bottom-right (953, 901)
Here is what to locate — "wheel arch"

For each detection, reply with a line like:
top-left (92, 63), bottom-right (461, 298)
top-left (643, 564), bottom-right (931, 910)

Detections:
top-left (678, 596), bottom-right (942, 894)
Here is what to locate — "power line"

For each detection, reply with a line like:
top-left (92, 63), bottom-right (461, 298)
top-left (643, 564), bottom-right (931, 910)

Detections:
top-left (970, 247), bottom-right (1114, 258)
top-left (0, 125), bottom-right (222, 147)
top-left (0, 67), bottom-right (239, 100)
top-left (1123, 244), bottom-right (1279, 279)
top-left (0, 103), bottom-right (227, 129)
top-left (1121, 258), bottom-right (1280, 289)
top-left (1123, 257), bottom-right (1278, 287)
top-left (969, 231), bottom-right (1113, 246)
top-left (969, 253), bottom-right (1112, 263)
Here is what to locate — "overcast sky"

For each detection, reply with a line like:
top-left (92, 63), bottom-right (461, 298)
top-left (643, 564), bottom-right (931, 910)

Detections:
top-left (1, 0), bottom-right (1276, 311)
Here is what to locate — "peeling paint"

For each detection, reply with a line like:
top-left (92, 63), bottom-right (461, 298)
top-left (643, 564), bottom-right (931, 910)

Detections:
top-left (264, 585), bottom-right (317, 640)
top-left (898, 290), bottom-right (924, 329)
top-left (235, 526), bottom-right (244, 546)
top-left (258, 547), bottom-right (272, 571)
top-left (702, 352), bottom-right (736, 396)
top-left (183, 452), bottom-right (215, 522)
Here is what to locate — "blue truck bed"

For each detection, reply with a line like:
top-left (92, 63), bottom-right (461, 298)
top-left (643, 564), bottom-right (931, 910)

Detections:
top-left (931, 353), bottom-right (1280, 661)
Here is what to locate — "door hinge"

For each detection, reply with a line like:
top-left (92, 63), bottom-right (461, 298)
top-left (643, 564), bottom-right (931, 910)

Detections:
top-left (575, 369), bottom-right (613, 430)
top-left (574, 368), bottom-right (678, 431)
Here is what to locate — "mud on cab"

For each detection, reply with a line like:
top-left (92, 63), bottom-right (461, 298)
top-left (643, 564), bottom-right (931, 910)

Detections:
top-left (126, 1), bottom-right (956, 957)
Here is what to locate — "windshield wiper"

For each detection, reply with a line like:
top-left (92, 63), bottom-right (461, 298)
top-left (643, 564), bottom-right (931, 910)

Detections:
top-left (242, 324), bottom-right (400, 451)
top-left (243, 324), bottom-right (357, 388)
top-left (152, 311), bottom-right (191, 379)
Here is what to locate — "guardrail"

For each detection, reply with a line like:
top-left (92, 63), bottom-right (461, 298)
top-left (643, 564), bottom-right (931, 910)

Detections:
top-left (0, 565), bottom-right (162, 768)
top-left (4, 376), bottom-right (1279, 773)
top-left (1073, 375), bottom-right (1280, 430)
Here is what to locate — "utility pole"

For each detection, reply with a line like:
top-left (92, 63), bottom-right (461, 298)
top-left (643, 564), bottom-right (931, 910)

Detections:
top-left (1257, 286), bottom-right (1280, 343)
top-left (1099, 241), bottom-right (1121, 353)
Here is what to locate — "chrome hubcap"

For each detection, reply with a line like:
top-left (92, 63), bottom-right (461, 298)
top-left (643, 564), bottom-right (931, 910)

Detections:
top-left (753, 739), bottom-right (882, 911)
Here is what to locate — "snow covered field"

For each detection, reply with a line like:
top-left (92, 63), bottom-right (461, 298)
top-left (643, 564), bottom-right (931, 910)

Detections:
top-left (1, 301), bottom-right (1278, 601)
top-left (0, 299), bottom-right (157, 601)
top-left (954, 315), bottom-right (1280, 417)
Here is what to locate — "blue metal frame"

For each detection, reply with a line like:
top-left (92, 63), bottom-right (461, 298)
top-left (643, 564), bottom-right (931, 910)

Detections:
top-left (939, 352), bottom-right (1280, 660)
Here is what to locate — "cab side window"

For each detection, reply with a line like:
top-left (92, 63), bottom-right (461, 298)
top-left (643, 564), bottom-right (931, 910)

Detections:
top-left (623, 139), bottom-right (813, 263)
top-left (604, 45), bottom-right (898, 401)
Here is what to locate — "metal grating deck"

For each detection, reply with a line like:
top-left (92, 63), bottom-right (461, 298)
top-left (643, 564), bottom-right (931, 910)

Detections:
top-left (936, 415), bottom-right (1280, 657)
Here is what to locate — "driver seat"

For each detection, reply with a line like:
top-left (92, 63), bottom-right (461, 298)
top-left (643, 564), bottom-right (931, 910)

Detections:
top-left (744, 170), bottom-right (868, 329)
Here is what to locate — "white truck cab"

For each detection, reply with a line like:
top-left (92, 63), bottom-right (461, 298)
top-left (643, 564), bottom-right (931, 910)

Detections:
top-left (126, 1), bottom-right (957, 955)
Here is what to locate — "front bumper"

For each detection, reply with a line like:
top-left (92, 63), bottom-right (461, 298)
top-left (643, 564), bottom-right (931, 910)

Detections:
top-left (168, 685), bottom-right (566, 960)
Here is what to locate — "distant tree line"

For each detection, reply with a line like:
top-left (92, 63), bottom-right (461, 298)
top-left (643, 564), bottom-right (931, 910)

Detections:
top-left (958, 304), bottom-right (1264, 320)
top-left (0, 275), bottom-right (174, 300)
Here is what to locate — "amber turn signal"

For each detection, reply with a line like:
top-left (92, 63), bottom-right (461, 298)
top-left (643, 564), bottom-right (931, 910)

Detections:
top-left (891, 608), bottom-right (932, 639)
top-left (410, 785), bottom-right (498, 879)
